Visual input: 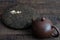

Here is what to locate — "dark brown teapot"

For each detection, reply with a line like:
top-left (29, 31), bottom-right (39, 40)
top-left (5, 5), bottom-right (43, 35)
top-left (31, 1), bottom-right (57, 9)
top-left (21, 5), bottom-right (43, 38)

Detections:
top-left (32, 17), bottom-right (60, 38)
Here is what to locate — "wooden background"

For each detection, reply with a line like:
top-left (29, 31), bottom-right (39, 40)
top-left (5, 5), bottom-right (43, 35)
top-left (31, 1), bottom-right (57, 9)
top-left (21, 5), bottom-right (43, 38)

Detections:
top-left (0, 0), bottom-right (60, 40)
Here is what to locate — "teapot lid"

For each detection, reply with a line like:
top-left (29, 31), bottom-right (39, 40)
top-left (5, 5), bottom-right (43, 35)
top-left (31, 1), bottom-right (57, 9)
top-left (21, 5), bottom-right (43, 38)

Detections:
top-left (41, 17), bottom-right (46, 21)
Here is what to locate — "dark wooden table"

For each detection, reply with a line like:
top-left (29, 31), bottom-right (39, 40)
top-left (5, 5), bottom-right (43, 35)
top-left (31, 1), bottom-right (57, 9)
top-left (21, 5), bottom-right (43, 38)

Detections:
top-left (0, 0), bottom-right (60, 40)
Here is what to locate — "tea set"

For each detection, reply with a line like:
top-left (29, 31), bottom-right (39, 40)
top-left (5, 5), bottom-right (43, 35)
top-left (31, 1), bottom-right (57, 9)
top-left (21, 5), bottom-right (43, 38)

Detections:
top-left (0, 3), bottom-right (60, 38)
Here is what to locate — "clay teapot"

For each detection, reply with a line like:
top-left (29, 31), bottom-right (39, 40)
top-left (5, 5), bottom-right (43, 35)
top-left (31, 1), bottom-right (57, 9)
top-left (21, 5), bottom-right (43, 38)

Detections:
top-left (32, 17), bottom-right (60, 38)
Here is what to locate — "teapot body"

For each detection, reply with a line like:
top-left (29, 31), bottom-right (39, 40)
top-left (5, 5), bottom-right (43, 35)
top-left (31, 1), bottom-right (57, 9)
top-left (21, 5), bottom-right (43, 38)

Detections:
top-left (32, 18), bottom-right (54, 38)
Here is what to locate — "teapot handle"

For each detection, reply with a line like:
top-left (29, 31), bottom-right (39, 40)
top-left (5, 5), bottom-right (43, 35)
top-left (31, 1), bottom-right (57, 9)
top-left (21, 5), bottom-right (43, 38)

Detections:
top-left (51, 25), bottom-right (60, 37)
